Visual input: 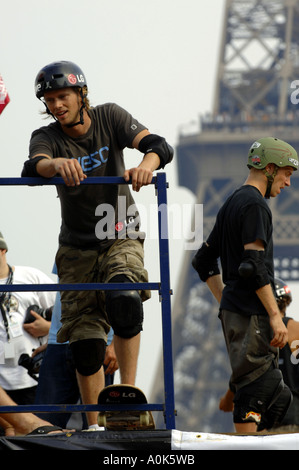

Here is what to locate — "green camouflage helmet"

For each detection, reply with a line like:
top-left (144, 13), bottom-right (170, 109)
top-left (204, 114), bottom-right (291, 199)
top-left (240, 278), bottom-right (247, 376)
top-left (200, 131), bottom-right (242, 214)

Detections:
top-left (247, 137), bottom-right (298, 171)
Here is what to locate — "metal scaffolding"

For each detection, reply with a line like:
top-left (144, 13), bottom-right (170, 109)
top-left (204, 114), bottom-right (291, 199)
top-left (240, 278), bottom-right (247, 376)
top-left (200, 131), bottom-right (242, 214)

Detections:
top-left (0, 174), bottom-right (176, 431)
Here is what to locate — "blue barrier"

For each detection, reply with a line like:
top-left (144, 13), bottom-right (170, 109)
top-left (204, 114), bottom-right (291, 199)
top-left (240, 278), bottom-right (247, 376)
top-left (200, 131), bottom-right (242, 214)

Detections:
top-left (0, 173), bottom-right (176, 429)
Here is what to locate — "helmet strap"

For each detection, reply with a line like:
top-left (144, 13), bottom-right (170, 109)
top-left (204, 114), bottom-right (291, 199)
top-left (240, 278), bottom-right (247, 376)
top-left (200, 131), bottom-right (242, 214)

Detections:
top-left (262, 165), bottom-right (278, 199)
top-left (66, 88), bottom-right (86, 128)
top-left (39, 98), bottom-right (53, 119)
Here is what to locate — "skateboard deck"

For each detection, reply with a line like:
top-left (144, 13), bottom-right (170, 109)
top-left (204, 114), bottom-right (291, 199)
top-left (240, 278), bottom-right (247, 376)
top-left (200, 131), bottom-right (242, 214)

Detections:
top-left (97, 384), bottom-right (155, 430)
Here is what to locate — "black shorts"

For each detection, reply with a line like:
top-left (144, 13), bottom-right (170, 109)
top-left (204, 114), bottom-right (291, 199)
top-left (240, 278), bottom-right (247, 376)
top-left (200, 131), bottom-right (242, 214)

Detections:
top-left (219, 309), bottom-right (278, 390)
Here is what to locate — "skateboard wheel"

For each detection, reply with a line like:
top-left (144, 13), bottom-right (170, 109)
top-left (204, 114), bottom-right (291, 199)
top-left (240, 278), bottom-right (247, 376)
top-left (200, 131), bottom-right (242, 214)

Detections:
top-left (140, 411), bottom-right (149, 426)
top-left (98, 414), bottom-right (107, 427)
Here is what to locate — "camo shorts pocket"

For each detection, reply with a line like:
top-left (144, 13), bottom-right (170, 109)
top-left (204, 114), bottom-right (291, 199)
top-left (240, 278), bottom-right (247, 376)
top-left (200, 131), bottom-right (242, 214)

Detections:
top-left (99, 238), bottom-right (151, 302)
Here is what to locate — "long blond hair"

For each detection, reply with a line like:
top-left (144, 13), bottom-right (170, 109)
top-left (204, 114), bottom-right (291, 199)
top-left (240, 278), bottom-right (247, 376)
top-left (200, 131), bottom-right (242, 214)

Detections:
top-left (80, 85), bottom-right (91, 110)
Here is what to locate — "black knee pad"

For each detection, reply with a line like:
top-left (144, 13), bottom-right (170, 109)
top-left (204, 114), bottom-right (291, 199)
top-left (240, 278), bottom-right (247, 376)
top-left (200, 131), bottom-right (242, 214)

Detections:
top-left (233, 367), bottom-right (291, 427)
top-left (70, 338), bottom-right (106, 376)
top-left (105, 275), bottom-right (143, 338)
top-left (258, 384), bottom-right (293, 431)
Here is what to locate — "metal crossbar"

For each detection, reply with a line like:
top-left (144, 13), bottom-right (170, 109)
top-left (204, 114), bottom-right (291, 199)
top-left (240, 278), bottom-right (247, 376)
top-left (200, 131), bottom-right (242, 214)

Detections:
top-left (0, 173), bottom-right (176, 429)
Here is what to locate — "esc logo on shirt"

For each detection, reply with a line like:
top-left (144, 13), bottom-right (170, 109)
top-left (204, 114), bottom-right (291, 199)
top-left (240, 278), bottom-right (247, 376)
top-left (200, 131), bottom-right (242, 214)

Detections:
top-left (76, 146), bottom-right (109, 172)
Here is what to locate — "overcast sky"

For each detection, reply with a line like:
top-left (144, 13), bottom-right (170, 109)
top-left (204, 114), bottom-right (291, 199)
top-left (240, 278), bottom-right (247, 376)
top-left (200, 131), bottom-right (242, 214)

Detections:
top-left (0, 0), bottom-right (225, 397)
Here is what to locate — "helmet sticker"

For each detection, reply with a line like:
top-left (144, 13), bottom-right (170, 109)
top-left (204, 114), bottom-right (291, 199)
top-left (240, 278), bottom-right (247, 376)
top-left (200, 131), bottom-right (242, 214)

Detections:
top-left (277, 287), bottom-right (287, 296)
top-left (250, 141), bottom-right (261, 149)
top-left (251, 155), bottom-right (261, 165)
top-left (288, 157), bottom-right (298, 166)
top-left (68, 74), bottom-right (77, 85)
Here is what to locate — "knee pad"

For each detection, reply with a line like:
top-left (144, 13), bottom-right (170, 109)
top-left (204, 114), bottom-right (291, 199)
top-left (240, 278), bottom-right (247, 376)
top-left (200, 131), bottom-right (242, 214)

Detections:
top-left (258, 383), bottom-right (292, 431)
top-left (70, 338), bottom-right (106, 376)
top-left (105, 275), bottom-right (143, 339)
top-left (233, 367), bottom-right (291, 427)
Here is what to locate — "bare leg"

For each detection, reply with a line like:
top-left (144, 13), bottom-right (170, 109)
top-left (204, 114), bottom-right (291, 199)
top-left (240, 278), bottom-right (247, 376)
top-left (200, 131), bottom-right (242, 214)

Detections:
top-left (76, 366), bottom-right (105, 426)
top-left (0, 387), bottom-right (62, 435)
top-left (235, 422), bottom-right (258, 433)
top-left (114, 333), bottom-right (140, 384)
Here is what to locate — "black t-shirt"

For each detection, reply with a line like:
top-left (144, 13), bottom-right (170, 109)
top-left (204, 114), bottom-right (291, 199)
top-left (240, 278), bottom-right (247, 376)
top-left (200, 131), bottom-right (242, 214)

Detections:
top-left (206, 185), bottom-right (273, 316)
top-left (29, 103), bottom-right (147, 250)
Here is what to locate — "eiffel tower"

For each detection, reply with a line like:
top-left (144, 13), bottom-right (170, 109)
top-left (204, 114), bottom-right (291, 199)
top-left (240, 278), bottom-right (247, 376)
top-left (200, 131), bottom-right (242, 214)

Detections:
top-left (151, 0), bottom-right (299, 432)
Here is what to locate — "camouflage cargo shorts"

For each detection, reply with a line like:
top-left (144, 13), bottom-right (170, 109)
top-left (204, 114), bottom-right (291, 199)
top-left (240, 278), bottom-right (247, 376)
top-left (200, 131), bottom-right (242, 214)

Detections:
top-left (55, 238), bottom-right (151, 344)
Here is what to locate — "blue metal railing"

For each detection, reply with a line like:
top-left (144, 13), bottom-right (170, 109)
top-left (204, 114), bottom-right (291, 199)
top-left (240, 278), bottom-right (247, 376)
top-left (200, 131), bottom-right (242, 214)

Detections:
top-left (0, 173), bottom-right (176, 429)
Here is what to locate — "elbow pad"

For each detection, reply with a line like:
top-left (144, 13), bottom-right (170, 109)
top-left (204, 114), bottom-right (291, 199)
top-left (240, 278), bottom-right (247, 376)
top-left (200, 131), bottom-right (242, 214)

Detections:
top-left (238, 249), bottom-right (270, 289)
top-left (192, 242), bottom-right (220, 282)
top-left (138, 134), bottom-right (174, 169)
top-left (21, 156), bottom-right (48, 177)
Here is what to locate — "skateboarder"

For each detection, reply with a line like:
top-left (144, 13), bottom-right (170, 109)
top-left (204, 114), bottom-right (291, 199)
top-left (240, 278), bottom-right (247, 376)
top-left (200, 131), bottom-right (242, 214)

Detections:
top-left (22, 60), bottom-right (173, 429)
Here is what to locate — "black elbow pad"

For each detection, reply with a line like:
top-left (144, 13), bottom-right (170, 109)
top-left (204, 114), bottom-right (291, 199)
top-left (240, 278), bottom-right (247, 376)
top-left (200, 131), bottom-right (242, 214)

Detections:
top-left (138, 134), bottom-right (173, 169)
top-left (238, 250), bottom-right (270, 289)
top-left (21, 156), bottom-right (48, 177)
top-left (192, 243), bottom-right (220, 282)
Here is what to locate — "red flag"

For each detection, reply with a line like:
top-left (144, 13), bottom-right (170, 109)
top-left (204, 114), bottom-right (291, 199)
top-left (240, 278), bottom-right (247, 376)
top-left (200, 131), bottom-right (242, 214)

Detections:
top-left (0, 75), bottom-right (10, 115)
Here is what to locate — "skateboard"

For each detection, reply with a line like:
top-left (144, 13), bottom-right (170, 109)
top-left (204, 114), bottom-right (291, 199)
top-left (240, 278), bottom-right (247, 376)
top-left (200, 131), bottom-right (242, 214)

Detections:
top-left (97, 384), bottom-right (155, 430)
